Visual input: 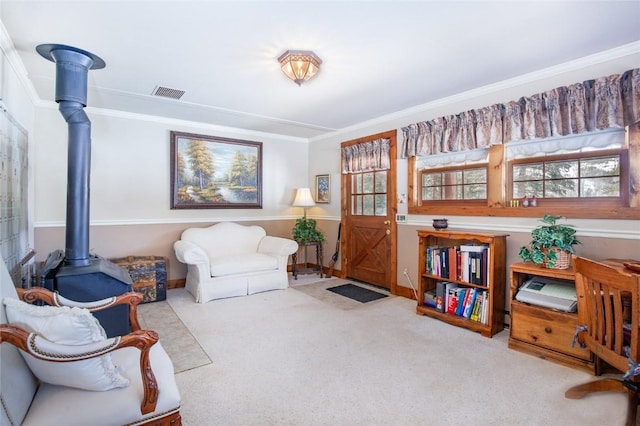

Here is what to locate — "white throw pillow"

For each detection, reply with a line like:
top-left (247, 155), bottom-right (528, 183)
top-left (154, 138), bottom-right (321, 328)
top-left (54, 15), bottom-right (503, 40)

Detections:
top-left (3, 297), bottom-right (129, 391)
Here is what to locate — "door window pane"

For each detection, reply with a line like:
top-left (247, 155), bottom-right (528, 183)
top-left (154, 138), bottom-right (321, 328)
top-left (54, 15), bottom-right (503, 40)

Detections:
top-left (362, 173), bottom-right (374, 193)
top-left (362, 194), bottom-right (374, 215)
top-left (375, 194), bottom-right (387, 216)
top-left (350, 170), bottom-right (388, 216)
top-left (374, 171), bottom-right (387, 192)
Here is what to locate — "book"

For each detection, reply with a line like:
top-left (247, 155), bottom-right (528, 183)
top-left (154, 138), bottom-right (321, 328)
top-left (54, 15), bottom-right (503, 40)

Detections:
top-left (470, 291), bottom-right (483, 322)
top-left (459, 243), bottom-right (489, 253)
top-left (443, 282), bottom-right (458, 313)
top-left (461, 251), bottom-right (470, 282)
top-left (446, 286), bottom-right (461, 314)
top-left (480, 291), bottom-right (490, 325)
top-left (455, 288), bottom-right (467, 316)
top-left (448, 246), bottom-right (457, 281)
top-left (435, 281), bottom-right (446, 312)
top-left (424, 289), bottom-right (437, 308)
top-left (462, 288), bottom-right (477, 318)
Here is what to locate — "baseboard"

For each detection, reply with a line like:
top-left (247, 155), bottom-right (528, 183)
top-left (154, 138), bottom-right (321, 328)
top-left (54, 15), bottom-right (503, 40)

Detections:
top-left (167, 278), bottom-right (185, 289)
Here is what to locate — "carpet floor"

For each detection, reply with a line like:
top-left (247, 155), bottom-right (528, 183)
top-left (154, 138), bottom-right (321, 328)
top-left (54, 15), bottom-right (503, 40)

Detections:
top-left (291, 276), bottom-right (391, 310)
top-left (150, 277), bottom-right (626, 426)
top-left (138, 300), bottom-right (211, 373)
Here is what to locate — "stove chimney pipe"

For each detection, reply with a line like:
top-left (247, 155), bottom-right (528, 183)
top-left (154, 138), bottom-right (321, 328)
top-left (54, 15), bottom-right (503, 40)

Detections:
top-left (36, 44), bottom-right (105, 267)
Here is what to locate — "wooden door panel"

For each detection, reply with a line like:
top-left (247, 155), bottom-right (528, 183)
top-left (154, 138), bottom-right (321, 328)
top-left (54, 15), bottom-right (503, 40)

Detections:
top-left (348, 221), bottom-right (390, 287)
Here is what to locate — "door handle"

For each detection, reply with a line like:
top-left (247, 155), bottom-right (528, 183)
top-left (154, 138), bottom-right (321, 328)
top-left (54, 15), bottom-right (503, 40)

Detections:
top-left (386, 229), bottom-right (391, 235)
top-left (383, 220), bottom-right (391, 225)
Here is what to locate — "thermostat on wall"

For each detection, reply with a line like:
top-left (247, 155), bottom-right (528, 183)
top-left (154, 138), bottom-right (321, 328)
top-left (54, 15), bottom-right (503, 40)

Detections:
top-left (396, 214), bottom-right (407, 223)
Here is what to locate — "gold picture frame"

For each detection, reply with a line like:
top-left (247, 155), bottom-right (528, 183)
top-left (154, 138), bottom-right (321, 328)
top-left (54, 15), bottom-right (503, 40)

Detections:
top-left (170, 131), bottom-right (262, 209)
top-left (315, 174), bottom-right (330, 203)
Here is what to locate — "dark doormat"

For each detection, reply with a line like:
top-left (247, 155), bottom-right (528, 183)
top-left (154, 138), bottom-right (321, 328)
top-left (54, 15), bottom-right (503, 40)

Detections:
top-left (326, 283), bottom-right (388, 303)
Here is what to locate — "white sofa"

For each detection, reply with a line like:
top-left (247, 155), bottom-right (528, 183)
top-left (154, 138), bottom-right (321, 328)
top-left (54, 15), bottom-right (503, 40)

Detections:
top-left (174, 222), bottom-right (298, 303)
top-left (0, 258), bottom-right (181, 426)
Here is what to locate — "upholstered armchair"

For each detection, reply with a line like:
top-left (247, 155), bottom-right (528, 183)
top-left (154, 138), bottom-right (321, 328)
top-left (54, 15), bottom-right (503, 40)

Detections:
top-left (0, 259), bottom-right (181, 426)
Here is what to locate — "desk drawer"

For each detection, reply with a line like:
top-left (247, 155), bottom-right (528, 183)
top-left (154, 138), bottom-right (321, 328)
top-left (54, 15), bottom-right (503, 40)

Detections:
top-left (510, 302), bottom-right (591, 361)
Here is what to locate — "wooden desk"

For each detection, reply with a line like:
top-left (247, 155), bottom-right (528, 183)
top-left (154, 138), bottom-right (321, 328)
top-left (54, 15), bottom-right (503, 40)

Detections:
top-left (508, 262), bottom-right (594, 373)
top-left (291, 241), bottom-right (323, 279)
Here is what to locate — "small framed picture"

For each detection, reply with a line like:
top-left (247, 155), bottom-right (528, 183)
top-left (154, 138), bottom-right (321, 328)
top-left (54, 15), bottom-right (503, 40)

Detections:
top-left (315, 174), bottom-right (330, 203)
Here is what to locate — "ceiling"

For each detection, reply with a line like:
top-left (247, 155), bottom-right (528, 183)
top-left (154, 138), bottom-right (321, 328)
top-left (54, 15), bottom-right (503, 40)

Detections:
top-left (1, 1), bottom-right (639, 140)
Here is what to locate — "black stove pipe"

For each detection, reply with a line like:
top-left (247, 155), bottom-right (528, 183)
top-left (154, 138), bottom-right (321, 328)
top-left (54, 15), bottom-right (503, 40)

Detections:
top-left (36, 45), bottom-right (133, 338)
top-left (36, 44), bottom-right (105, 266)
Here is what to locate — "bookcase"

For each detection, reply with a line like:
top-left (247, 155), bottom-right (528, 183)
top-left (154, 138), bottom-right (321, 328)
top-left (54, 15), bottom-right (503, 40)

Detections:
top-left (416, 229), bottom-right (508, 338)
top-left (508, 262), bottom-right (594, 373)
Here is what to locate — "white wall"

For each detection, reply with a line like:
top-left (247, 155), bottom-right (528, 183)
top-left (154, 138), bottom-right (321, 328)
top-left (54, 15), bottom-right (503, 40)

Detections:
top-left (33, 105), bottom-right (309, 226)
top-left (1, 26), bottom-right (37, 252)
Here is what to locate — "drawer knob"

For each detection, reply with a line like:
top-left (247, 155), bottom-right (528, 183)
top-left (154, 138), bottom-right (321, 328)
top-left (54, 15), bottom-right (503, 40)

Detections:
top-left (544, 327), bottom-right (552, 334)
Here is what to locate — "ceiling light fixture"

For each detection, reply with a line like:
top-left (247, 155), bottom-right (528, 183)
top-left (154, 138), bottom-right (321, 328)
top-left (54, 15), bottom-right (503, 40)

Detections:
top-left (278, 50), bottom-right (322, 86)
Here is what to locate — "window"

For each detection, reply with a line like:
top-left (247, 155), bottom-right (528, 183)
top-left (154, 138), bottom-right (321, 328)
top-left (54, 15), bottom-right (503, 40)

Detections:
top-left (420, 166), bottom-right (487, 201)
top-left (510, 150), bottom-right (625, 200)
top-left (350, 171), bottom-right (387, 216)
top-left (408, 126), bottom-right (638, 219)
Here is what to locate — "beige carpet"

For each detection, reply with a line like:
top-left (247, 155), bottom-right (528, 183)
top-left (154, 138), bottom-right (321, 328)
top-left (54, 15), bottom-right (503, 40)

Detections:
top-left (137, 300), bottom-right (211, 373)
top-left (291, 276), bottom-right (391, 310)
top-left (160, 278), bottom-right (626, 426)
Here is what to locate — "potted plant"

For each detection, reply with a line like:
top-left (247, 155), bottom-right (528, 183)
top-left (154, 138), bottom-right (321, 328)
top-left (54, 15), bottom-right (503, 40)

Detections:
top-left (518, 214), bottom-right (580, 269)
top-left (292, 217), bottom-right (325, 244)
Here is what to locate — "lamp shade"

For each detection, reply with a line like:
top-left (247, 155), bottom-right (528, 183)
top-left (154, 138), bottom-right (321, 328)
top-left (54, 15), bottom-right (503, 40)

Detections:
top-left (278, 50), bottom-right (322, 86)
top-left (292, 188), bottom-right (315, 207)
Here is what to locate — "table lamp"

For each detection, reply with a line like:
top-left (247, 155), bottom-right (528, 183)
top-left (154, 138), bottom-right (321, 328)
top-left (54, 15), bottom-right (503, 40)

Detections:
top-left (292, 187), bottom-right (315, 218)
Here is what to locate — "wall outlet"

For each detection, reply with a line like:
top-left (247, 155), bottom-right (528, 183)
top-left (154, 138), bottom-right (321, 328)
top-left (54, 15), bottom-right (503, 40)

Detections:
top-left (396, 214), bottom-right (407, 223)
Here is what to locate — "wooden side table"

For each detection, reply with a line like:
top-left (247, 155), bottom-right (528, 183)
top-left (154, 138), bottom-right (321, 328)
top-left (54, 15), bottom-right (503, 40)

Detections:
top-left (291, 241), bottom-right (323, 279)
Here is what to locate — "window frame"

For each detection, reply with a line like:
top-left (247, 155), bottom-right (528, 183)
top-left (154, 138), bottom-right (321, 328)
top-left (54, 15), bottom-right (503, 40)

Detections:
top-left (408, 124), bottom-right (639, 220)
top-left (417, 163), bottom-right (488, 206)
top-left (508, 148), bottom-right (629, 208)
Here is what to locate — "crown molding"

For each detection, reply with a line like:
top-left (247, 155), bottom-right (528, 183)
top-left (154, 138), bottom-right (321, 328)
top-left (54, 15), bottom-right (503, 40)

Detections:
top-left (311, 41), bottom-right (640, 143)
top-left (0, 20), bottom-right (40, 105)
top-left (36, 99), bottom-right (311, 144)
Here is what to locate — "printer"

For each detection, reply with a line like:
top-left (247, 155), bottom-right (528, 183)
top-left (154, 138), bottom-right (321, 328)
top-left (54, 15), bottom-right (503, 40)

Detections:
top-left (515, 276), bottom-right (577, 312)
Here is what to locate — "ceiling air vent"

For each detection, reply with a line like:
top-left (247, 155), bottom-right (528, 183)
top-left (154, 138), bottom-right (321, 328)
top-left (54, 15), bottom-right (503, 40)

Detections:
top-left (151, 86), bottom-right (185, 100)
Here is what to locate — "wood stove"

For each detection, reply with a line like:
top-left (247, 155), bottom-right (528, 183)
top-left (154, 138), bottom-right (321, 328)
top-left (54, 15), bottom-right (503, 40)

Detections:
top-left (37, 44), bottom-right (132, 337)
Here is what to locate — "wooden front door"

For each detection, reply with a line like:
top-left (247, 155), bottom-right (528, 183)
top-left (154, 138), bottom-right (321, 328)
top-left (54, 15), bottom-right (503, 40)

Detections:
top-left (341, 131), bottom-right (397, 291)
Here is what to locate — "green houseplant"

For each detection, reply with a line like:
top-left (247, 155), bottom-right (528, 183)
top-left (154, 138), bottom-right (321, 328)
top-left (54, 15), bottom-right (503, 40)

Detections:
top-left (292, 217), bottom-right (325, 244)
top-left (518, 214), bottom-right (580, 269)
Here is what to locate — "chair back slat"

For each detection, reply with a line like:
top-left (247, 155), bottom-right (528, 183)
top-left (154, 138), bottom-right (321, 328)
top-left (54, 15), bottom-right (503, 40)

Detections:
top-left (574, 256), bottom-right (640, 374)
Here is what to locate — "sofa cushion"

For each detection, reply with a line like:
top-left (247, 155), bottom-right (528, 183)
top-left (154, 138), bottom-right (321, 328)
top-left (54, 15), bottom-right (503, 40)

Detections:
top-left (3, 298), bottom-right (129, 391)
top-left (210, 253), bottom-right (278, 277)
top-left (181, 222), bottom-right (266, 258)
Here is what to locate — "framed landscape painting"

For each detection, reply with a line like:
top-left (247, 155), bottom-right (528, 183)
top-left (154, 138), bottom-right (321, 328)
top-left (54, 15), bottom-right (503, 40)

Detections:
top-left (315, 174), bottom-right (330, 203)
top-left (170, 131), bottom-right (262, 209)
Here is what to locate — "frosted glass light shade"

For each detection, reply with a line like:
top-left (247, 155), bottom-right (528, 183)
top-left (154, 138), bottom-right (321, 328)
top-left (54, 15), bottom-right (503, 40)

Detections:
top-left (278, 50), bottom-right (322, 86)
top-left (292, 188), bottom-right (315, 207)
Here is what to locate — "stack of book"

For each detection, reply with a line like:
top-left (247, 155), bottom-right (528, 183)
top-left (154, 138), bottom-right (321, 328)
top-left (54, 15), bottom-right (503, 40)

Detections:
top-left (425, 243), bottom-right (491, 287)
top-left (432, 281), bottom-right (490, 325)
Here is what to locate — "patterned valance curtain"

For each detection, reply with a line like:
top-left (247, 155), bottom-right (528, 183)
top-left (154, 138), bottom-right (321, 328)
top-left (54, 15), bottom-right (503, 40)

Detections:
top-left (341, 138), bottom-right (391, 174)
top-left (401, 68), bottom-right (640, 158)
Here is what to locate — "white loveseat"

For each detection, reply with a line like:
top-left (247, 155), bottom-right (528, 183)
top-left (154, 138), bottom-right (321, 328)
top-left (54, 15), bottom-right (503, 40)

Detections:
top-left (174, 222), bottom-right (298, 303)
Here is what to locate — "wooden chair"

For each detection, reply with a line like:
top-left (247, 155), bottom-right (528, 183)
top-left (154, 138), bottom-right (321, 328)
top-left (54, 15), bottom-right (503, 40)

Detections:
top-left (566, 256), bottom-right (640, 426)
top-left (1, 282), bottom-right (182, 425)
